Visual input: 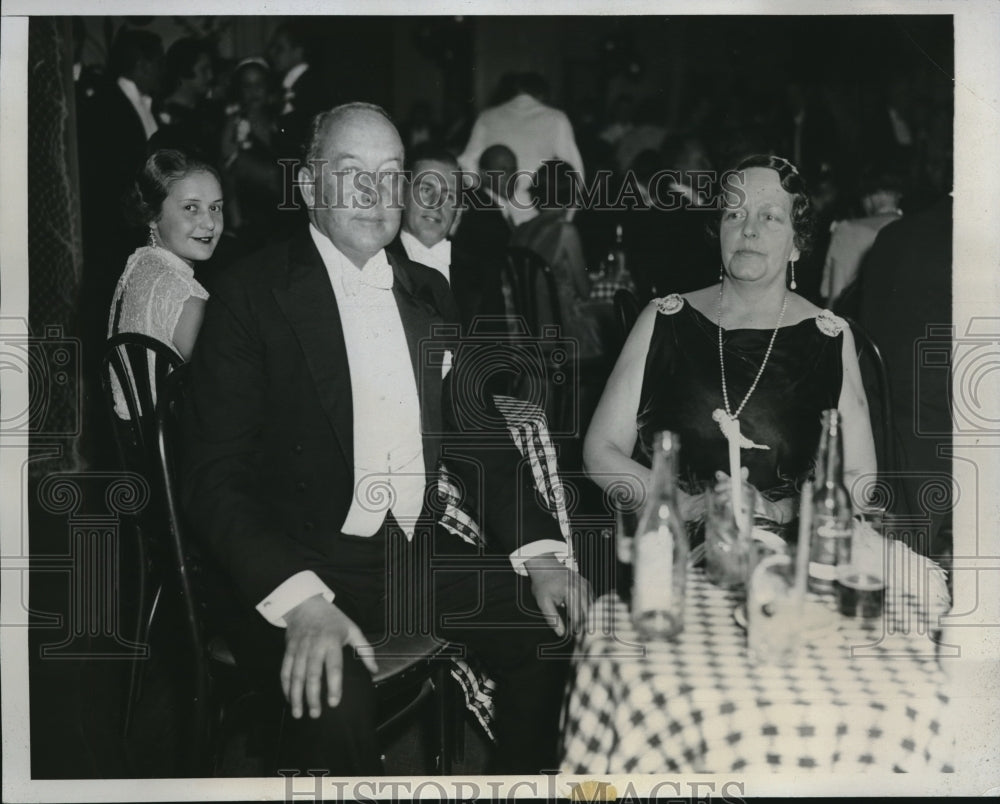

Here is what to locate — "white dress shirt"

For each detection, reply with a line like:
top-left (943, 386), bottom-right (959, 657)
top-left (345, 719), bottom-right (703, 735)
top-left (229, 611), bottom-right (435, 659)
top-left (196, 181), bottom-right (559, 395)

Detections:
top-left (117, 76), bottom-right (158, 140)
top-left (281, 62), bottom-right (309, 115)
top-left (400, 229), bottom-right (451, 283)
top-left (257, 226), bottom-right (570, 626)
top-left (312, 225), bottom-right (427, 539)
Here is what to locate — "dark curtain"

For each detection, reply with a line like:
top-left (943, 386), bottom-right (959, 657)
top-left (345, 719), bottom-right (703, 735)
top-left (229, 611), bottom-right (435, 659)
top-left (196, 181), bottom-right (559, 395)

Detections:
top-left (28, 17), bottom-right (84, 475)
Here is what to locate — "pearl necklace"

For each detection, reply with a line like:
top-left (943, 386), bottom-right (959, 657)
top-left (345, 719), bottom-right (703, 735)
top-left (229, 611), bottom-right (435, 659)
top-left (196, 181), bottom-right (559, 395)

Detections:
top-left (713, 281), bottom-right (787, 451)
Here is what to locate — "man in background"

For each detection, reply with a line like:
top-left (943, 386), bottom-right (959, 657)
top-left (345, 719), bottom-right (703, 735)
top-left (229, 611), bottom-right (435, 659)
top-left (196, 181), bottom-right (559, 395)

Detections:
top-left (390, 144), bottom-right (461, 284)
top-left (268, 21), bottom-right (331, 160)
top-left (857, 195), bottom-right (952, 562)
top-left (451, 144), bottom-right (519, 330)
top-left (460, 72), bottom-right (584, 226)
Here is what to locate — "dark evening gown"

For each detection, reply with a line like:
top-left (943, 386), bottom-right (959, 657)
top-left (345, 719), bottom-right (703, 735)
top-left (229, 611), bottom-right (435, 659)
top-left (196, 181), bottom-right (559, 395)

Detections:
top-left (635, 294), bottom-right (846, 509)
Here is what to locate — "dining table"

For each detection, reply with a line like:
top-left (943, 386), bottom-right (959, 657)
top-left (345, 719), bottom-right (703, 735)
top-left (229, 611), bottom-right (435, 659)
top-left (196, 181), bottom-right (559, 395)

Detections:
top-left (560, 526), bottom-right (955, 774)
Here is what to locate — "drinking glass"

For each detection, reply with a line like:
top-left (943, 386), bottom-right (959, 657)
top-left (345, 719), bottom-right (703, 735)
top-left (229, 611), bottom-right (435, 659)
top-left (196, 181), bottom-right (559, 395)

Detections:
top-left (747, 553), bottom-right (801, 666)
top-left (835, 566), bottom-right (886, 619)
top-left (705, 482), bottom-right (756, 590)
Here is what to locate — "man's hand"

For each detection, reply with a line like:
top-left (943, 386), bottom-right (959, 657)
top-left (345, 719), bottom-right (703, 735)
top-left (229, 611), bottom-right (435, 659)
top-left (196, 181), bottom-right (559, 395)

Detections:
top-left (524, 553), bottom-right (593, 637)
top-left (281, 595), bottom-right (378, 719)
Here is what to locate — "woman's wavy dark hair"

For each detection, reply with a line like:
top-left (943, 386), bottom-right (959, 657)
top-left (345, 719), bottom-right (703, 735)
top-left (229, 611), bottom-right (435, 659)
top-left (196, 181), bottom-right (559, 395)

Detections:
top-left (124, 149), bottom-right (221, 227)
top-left (711, 153), bottom-right (816, 255)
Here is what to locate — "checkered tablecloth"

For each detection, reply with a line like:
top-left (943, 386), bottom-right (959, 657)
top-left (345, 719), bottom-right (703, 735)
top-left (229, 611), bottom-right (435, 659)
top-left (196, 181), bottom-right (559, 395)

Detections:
top-left (560, 569), bottom-right (954, 774)
top-left (589, 277), bottom-right (635, 302)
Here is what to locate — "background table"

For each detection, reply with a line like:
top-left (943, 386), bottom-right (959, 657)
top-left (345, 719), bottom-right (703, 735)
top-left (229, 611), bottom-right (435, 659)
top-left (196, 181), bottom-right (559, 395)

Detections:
top-left (561, 568), bottom-right (954, 774)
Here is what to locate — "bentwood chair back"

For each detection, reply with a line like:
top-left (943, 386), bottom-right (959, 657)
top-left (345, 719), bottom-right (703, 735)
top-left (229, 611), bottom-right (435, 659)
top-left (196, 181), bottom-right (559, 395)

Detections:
top-left (101, 333), bottom-right (183, 472)
top-left (503, 246), bottom-right (564, 335)
top-left (100, 334), bottom-right (183, 748)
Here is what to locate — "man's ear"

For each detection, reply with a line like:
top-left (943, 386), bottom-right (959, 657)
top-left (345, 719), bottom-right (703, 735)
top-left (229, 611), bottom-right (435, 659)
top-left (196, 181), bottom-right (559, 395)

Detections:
top-left (298, 167), bottom-right (316, 209)
top-left (448, 207), bottom-right (464, 237)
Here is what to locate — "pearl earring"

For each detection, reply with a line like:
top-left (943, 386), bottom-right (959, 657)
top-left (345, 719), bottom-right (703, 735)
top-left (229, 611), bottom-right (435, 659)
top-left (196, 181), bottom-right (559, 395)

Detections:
top-left (789, 260), bottom-right (797, 291)
top-left (148, 226), bottom-right (157, 248)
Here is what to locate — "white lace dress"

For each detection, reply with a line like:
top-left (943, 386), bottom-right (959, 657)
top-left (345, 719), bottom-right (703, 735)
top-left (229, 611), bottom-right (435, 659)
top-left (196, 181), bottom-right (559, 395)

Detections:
top-left (107, 246), bottom-right (209, 418)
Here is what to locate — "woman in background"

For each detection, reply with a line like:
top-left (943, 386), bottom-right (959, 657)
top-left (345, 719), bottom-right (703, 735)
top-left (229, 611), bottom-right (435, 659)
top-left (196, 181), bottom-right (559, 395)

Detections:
top-left (152, 37), bottom-right (221, 161)
top-left (219, 57), bottom-right (284, 249)
top-left (510, 159), bottom-right (604, 360)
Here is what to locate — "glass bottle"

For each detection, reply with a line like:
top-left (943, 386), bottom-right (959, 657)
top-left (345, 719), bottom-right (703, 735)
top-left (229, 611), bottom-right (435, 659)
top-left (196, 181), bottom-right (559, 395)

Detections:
top-left (612, 223), bottom-right (627, 282)
top-left (808, 409), bottom-right (854, 593)
top-left (613, 503), bottom-right (634, 608)
top-left (632, 431), bottom-right (688, 640)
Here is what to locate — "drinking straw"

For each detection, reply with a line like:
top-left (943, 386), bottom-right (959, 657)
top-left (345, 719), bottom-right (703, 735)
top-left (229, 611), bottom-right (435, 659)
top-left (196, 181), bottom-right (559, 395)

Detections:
top-left (727, 437), bottom-right (743, 528)
top-left (793, 480), bottom-right (813, 602)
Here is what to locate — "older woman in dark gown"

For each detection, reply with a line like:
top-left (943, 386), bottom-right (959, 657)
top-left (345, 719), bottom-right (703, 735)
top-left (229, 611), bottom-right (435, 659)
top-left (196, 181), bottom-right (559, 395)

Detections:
top-left (583, 154), bottom-right (876, 531)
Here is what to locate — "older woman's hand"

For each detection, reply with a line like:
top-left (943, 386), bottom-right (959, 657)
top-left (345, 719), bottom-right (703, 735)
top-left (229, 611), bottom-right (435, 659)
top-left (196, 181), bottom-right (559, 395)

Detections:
top-left (676, 486), bottom-right (707, 523)
top-left (712, 469), bottom-right (796, 525)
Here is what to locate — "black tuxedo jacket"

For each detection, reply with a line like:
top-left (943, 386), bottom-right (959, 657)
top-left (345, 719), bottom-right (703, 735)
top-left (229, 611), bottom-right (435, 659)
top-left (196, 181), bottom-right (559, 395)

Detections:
top-left (274, 66), bottom-right (334, 161)
top-left (182, 229), bottom-right (563, 609)
top-left (76, 78), bottom-right (152, 338)
top-left (451, 192), bottom-right (512, 330)
top-left (76, 78), bottom-right (149, 257)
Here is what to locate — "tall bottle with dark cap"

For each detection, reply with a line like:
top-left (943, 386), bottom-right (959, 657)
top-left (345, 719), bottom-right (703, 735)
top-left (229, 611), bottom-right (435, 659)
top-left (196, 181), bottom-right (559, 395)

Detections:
top-left (808, 409), bottom-right (854, 592)
top-left (632, 430), bottom-right (688, 640)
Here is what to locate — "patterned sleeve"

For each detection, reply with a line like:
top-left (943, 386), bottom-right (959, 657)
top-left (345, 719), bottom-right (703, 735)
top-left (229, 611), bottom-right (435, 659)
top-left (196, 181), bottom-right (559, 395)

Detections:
top-left (149, 273), bottom-right (196, 348)
top-left (120, 250), bottom-right (208, 349)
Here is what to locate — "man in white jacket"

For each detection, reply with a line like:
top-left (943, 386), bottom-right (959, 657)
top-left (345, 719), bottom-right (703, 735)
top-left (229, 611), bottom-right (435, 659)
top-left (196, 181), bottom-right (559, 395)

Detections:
top-left (460, 72), bottom-right (584, 226)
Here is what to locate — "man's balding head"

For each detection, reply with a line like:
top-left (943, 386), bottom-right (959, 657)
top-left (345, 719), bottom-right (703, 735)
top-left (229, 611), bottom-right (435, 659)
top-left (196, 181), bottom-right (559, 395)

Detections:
top-left (299, 103), bottom-right (405, 268)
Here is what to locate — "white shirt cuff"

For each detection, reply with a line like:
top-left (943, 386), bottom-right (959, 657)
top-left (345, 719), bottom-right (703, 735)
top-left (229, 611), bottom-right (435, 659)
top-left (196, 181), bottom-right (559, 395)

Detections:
top-left (256, 570), bottom-right (335, 628)
top-left (509, 539), bottom-right (578, 576)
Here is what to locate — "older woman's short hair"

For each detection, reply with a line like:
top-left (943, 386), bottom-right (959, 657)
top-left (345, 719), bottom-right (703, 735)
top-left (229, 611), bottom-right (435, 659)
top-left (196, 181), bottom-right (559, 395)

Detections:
top-left (714, 153), bottom-right (816, 255)
top-left (125, 149), bottom-right (221, 226)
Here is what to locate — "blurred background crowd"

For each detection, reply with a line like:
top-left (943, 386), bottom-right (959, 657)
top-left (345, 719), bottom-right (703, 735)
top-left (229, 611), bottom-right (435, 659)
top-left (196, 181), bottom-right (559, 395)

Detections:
top-left (63, 15), bottom-right (952, 293)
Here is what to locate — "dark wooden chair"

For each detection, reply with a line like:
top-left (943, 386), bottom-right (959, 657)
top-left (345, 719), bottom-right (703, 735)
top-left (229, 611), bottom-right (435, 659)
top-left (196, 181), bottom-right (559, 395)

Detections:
top-left (101, 333), bottom-right (183, 472)
top-left (504, 246), bottom-right (564, 333)
top-left (842, 316), bottom-right (900, 482)
top-left (155, 364), bottom-right (464, 775)
top-left (99, 334), bottom-right (184, 744)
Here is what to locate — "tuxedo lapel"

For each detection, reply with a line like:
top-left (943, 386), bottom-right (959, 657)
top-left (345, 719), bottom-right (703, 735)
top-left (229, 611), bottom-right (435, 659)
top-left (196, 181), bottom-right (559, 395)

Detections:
top-left (110, 83), bottom-right (149, 145)
top-left (272, 232), bottom-right (354, 469)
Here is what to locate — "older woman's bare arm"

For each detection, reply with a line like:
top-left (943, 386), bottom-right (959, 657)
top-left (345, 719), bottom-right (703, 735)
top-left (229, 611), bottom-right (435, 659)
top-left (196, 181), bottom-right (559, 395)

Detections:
top-left (838, 326), bottom-right (878, 507)
top-left (583, 303), bottom-right (658, 506)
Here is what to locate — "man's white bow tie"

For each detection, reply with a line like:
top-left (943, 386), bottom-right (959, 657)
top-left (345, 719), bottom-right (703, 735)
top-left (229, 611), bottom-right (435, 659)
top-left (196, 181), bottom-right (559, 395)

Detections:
top-left (341, 261), bottom-right (394, 296)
